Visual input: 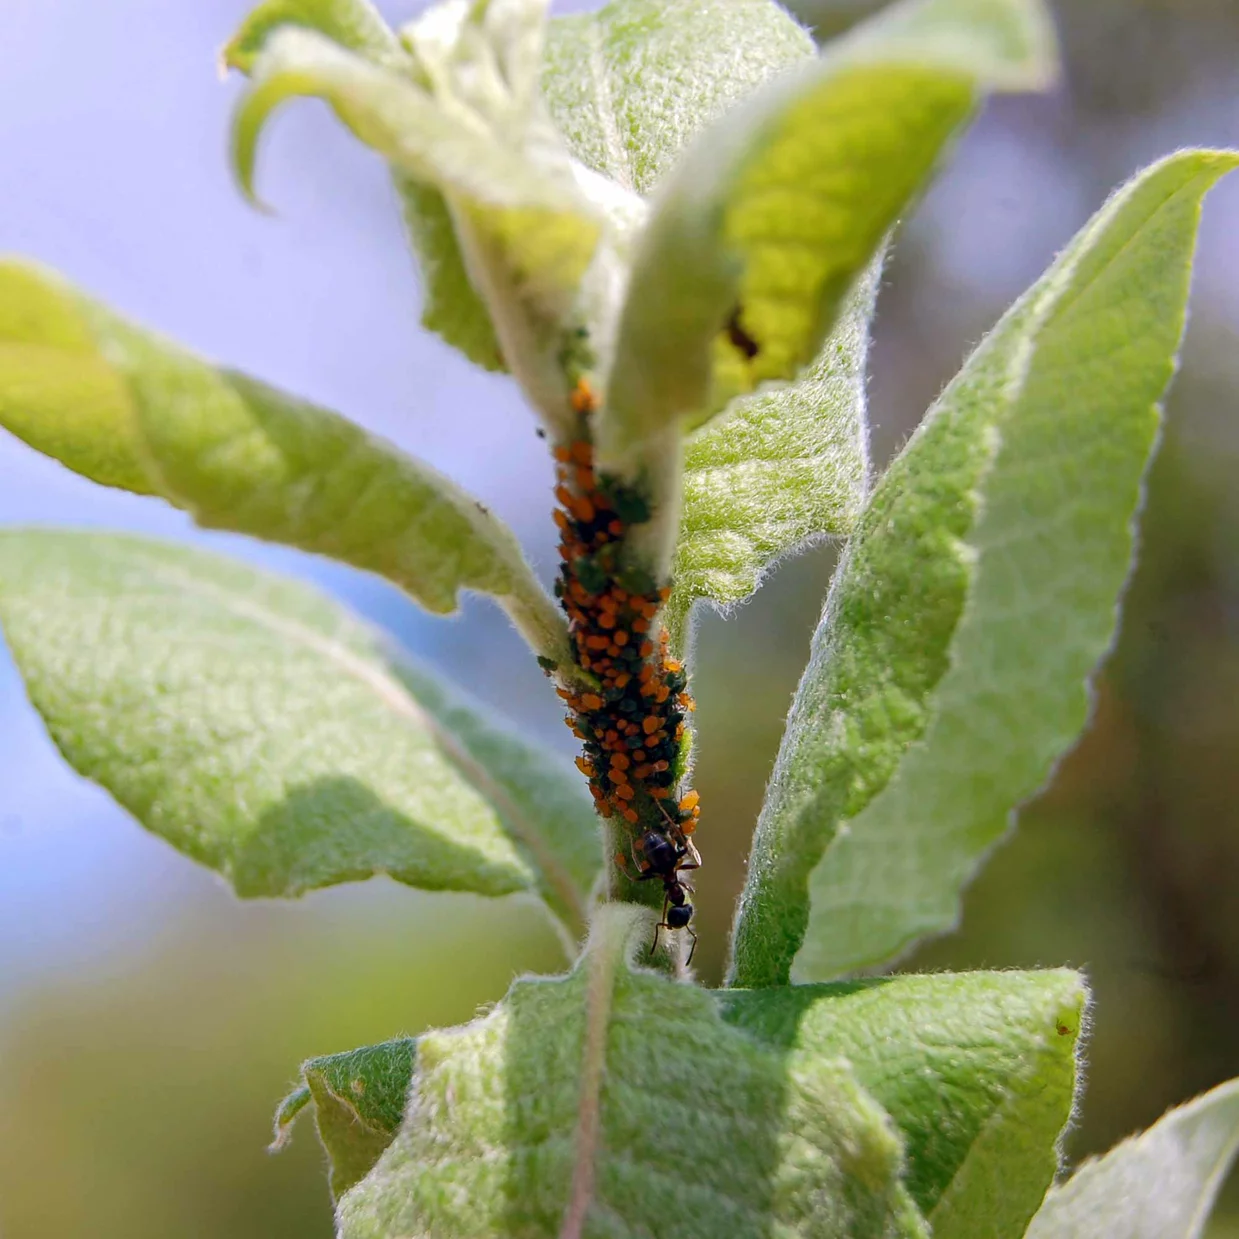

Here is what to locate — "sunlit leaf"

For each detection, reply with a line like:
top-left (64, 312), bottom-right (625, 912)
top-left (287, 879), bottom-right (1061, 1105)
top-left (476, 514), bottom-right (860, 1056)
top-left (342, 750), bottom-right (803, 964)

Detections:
top-left (729, 149), bottom-right (1239, 987)
top-left (719, 969), bottom-right (1086, 1239)
top-left (0, 261), bottom-right (572, 668)
top-left (222, 0), bottom-right (400, 74)
top-left (273, 1038), bottom-right (418, 1199)
top-left (1024, 1078), bottom-right (1239, 1239)
top-left (339, 905), bottom-right (928, 1238)
top-left (542, 0), bottom-right (815, 196)
top-left (601, 0), bottom-right (1058, 468)
top-left (0, 531), bottom-right (597, 931)
top-left (233, 11), bottom-right (603, 430)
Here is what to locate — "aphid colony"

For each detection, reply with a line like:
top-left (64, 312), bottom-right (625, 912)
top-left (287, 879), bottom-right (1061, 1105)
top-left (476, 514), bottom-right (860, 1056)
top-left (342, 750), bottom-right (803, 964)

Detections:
top-left (549, 380), bottom-right (702, 958)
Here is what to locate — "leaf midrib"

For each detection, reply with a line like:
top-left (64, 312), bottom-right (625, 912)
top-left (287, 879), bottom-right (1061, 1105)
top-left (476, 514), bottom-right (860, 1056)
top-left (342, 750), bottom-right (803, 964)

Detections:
top-left (47, 539), bottom-right (590, 928)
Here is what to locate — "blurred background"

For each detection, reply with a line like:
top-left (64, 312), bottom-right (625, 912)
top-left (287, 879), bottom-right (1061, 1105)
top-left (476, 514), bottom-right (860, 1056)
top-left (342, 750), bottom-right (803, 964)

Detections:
top-left (1, 0), bottom-right (1237, 1234)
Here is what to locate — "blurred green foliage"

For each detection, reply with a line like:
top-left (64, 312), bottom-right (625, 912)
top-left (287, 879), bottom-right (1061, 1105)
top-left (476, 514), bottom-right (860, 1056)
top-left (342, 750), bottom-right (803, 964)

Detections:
top-left (0, 891), bottom-right (565, 1237)
top-left (2, 1), bottom-right (1238, 1235)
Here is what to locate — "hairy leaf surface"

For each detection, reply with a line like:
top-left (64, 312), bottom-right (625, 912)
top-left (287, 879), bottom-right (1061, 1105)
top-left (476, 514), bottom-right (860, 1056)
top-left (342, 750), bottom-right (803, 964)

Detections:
top-left (1023, 1077), bottom-right (1239, 1239)
top-left (667, 257), bottom-right (878, 644)
top-left (718, 970), bottom-right (1086, 1239)
top-left (223, 0), bottom-right (400, 73)
top-left (0, 262), bottom-right (571, 666)
top-left (274, 1038), bottom-right (418, 1199)
top-left (233, 11), bottom-right (603, 429)
top-left (602, 0), bottom-right (1057, 467)
top-left (729, 149), bottom-right (1239, 987)
top-left (222, 0), bottom-right (507, 371)
top-left (0, 531), bottom-right (597, 929)
top-left (339, 906), bottom-right (927, 1239)
top-left (542, 0), bottom-right (814, 197)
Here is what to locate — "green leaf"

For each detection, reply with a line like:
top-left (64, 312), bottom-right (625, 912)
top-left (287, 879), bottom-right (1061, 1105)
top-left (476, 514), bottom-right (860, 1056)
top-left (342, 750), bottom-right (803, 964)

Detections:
top-left (1024, 1077), bottom-right (1239, 1239)
top-left (541, 0), bottom-right (815, 196)
top-left (728, 149), bottom-right (1239, 988)
top-left (393, 173), bottom-right (508, 372)
top-left (273, 1038), bottom-right (418, 1199)
top-left (601, 0), bottom-right (1058, 467)
top-left (233, 14), bottom-right (605, 431)
top-left (0, 531), bottom-right (598, 932)
top-left (338, 904), bottom-right (928, 1239)
top-left (718, 970), bottom-right (1086, 1239)
top-left (0, 261), bottom-right (572, 670)
top-left (222, 0), bottom-right (507, 373)
top-left (666, 254), bottom-right (879, 646)
top-left (222, 0), bottom-right (400, 74)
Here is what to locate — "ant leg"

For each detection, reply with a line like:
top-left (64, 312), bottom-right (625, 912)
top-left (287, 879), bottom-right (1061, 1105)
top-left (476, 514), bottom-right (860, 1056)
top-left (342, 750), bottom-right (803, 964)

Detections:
top-left (684, 927), bottom-right (699, 968)
top-left (649, 890), bottom-right (671, 957)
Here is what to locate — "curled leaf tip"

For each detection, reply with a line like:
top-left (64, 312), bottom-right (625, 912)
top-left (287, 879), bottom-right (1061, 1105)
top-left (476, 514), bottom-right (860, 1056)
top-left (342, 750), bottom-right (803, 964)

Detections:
top-left (269, 1083), bottom-right (312, 1153)
top-left (230, 86), bottom-right (282, 214)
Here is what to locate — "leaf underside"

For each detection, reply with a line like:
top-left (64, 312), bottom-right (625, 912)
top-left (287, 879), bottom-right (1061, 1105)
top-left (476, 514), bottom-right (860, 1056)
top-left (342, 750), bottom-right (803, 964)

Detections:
top-left (274, 1038), bottom-right (418, 1199)
top-left (718, 969), bottom-right (1086, 1239)
top-left (276, 964), bottom-right (1085, 1239)
top-left (1023, 1077), bottom-right (1239, 1239)
top-left (602, 0), bottom-right (1058, 464)
top-left (0, 261), bottom-right (569, 664)
top-left (729, 148), bottom-right (1239, 988)
top-left (0, 530), bottom-right (597, 928)
top-left (337, 906), bottom-right (927, 1239)
top-left (666, 255), bottom-right (879, 646)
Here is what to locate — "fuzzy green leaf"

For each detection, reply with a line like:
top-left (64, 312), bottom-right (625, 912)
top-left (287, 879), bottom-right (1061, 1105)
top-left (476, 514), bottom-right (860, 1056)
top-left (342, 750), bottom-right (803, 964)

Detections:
top-left (273, 1038), bottom-right (418, 1199)
top-left (393, 173), bottom-right (508, 372)
top-left (718, 970), bottom-right (1086, 1239)
top-left (222, 0), bottom-right (507, 372)
top-left (601, 0), bottom-right (1058, 467)
top-left (305, 968), bottom-right (1085, 1236)
top-left (541, 0), bottom-right (815, 196)
top-left (0, 261), bottom-right (573, 668)
top-left (222, 0), bottom-right (400, 74)
top-left (729, 149), bottom-right (1239, 988)
top-left (0, 531), bottom-right (597, 931)
top-left (338, 904), bottom-right (927, 1239)
top-left (233, 12), bottom-right (606, 431)
top-left (1024, 1078), bottom-right (1239, 1239)
top-left (666, 256), bottom-right (879, 645)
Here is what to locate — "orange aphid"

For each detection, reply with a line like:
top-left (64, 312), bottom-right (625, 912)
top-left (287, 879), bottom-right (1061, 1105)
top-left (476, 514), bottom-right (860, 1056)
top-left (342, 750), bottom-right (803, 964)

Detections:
top-left (679, 790), bottom-right (700, 813)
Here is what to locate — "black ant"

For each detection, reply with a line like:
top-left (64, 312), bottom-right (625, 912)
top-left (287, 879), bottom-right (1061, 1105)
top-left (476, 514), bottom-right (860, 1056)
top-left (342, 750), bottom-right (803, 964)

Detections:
top-left (629, 823), bottom-right (701, 965)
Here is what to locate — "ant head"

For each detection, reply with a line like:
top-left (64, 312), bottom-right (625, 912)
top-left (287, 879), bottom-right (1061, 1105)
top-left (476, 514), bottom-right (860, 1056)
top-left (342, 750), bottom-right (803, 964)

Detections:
top-left (665, 900), bottom-right (693, 930)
